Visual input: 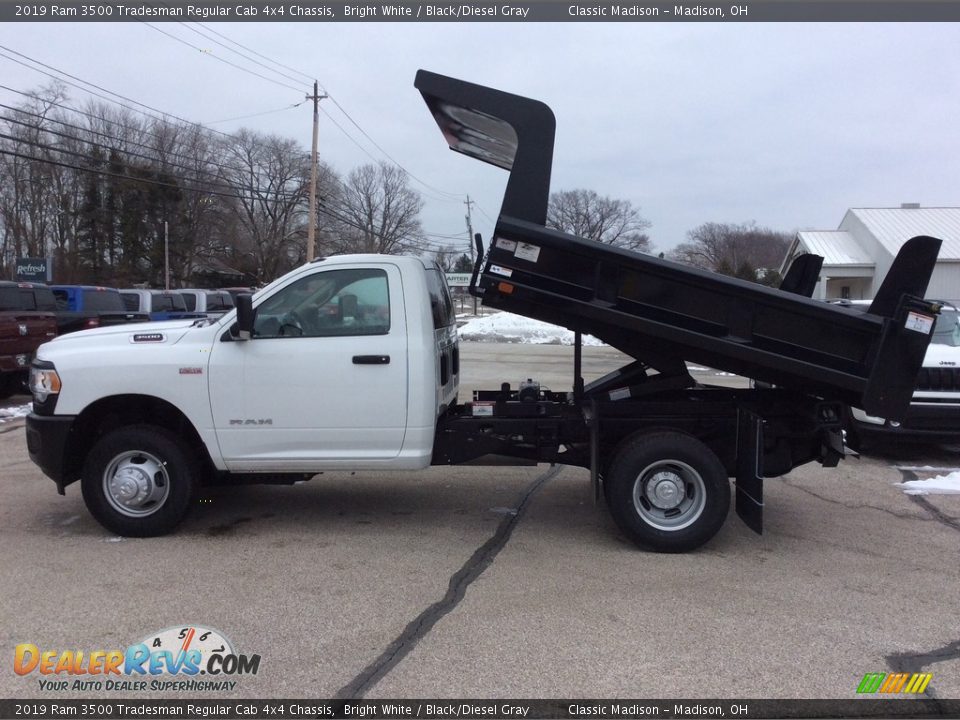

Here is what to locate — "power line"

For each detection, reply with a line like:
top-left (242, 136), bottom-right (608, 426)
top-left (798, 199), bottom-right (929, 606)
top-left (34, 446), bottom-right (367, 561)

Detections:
top-left (196, 22), bottom-right (315, 84)
top-left (178, 22), bottom-right (310, 89)
top-left (204, 101), bottom-right (305, 125)
top-left (0, 144), bottom-right (256, 202)
top-left (141, 23), bottom-right (306, 94)
top-left (325, 94), bottom-right (463, 201)
top-left (0, 141), bottom-right (436, 253)
top-left (0, 44), bottom-right (235, 140)
top-left (187, 25), bottom-right (466, 203)
top-left (0, 99), bottom-right (312, 198)
top-left (0, 111), bottom-right (303, 200)
top-left (0, 128), bottom-right (310, 204)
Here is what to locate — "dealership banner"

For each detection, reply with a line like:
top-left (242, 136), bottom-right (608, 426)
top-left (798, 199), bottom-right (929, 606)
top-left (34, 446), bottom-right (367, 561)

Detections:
top-left (4, 1), bottom-right (960, 22)
top-left (1, 698), bottom-right (957, 719)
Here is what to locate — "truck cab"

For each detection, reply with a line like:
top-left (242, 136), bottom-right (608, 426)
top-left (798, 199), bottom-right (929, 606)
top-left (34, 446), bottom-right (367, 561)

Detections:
top-left (26, 256), bottom-right (458, 535)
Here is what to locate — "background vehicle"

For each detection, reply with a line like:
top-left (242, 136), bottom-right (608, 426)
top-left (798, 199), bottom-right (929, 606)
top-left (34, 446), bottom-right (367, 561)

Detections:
top-left (844, 301), bottom-right (960, 443)
top-left (177, 289), bottom-right (235, 319)
top-left (119, 289), bottom-right (205, 321)
top-left (25, 71), bottom-right (942, 553)
top-left (0, 282), bottom-right (56, 398)
top-left (48, 285), bottom-right (150, 334)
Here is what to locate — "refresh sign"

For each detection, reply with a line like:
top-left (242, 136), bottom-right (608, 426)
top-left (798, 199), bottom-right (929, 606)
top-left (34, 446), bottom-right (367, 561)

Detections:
top-left (16, 257), bottom-right (50, 283)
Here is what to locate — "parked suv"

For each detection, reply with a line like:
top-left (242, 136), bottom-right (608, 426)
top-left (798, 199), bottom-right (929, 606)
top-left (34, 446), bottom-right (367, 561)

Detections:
top-left (177, 289), bottom-right (234, 319)
top-left (846, 301), bottom-right (960, 442)
top-left (119, 289), bottom-right (205, 321)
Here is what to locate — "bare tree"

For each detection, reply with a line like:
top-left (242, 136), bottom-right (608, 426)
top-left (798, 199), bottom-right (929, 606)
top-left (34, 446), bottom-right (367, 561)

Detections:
top-left (546, 188), bottom-right (652, 253)
top-left (329, 162), bottom-right (424, 255)
top-left (669, 221), bottom-right (791, 285)
top-left (217, 129), bottom-right (314, 282)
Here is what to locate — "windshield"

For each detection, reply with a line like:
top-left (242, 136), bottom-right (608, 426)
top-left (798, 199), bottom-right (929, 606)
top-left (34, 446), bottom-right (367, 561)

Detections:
top-left (931, 309), bottom-right (960, 347)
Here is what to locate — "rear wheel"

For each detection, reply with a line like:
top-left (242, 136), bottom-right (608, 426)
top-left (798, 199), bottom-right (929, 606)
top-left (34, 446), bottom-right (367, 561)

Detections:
top-left (81, 425), bottom-right (198, 537)
top-left (604, 431), bottom-right (730, 552)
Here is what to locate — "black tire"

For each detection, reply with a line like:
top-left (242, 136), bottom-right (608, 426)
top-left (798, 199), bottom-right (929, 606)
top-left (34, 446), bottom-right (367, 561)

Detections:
top-left (604, 431), bottom-right (730, 552)
top-left (81, 425), bottom-right (198, 537)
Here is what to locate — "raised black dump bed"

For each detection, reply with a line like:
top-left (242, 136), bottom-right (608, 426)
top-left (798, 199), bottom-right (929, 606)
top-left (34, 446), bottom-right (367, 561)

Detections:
top-left (418, 70), bottom-right (943, 550)
top-left (417, 70), bottom-right (940, 420)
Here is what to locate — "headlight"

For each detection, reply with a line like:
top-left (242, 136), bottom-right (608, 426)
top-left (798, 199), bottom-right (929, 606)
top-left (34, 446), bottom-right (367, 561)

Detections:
top-left (29, 366), bottom-right (61, 403)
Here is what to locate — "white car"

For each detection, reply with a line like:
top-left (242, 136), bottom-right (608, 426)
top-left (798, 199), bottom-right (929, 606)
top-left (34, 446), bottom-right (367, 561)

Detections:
top-left (848, 302), bottom-right (960, 442)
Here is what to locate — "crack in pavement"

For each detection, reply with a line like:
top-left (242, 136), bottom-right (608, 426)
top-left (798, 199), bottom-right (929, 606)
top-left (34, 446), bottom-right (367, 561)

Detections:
top-left (781, 478), bottom-right (930, 522)
top-left (334, 464), bottom-right (562, 699)
top-left (898, 471), bottom-right (960, 535)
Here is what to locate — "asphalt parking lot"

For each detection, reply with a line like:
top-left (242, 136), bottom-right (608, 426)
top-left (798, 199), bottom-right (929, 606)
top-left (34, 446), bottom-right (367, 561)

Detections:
top-left (1, 343), bottom-right (958, 701)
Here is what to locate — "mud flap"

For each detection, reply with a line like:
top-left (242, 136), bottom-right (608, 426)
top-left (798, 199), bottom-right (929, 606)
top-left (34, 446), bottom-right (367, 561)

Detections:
top-left (735, 409), bottom-right (764, 534)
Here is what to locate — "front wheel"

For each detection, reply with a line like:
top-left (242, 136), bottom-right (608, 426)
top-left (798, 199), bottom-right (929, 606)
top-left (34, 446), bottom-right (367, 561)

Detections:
top-left (604, 431), bottom-right (731, 552)
top-left (81, 425), bottom-right (198, 537)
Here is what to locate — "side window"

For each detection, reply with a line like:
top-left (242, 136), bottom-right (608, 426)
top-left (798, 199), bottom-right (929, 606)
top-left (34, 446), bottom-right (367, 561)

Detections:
top-left (121, 293), bottom-right (139, 311)
top-left (35, 288), bottom-right (58, 311)
top-left (19, 288), bottom-right (38, 310)
top-left (253, 268), bottom-right (390, 339)
top-left (425, 269), bottom-right (455, 329)
top-left (182, 294), bottom-right (197, 311)
top-left (52, 290), bottom-right (69, 310)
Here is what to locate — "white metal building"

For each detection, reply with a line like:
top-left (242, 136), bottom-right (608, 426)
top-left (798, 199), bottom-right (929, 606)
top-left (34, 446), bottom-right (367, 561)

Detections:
top-left (781, 206), bottom-right (960, 303)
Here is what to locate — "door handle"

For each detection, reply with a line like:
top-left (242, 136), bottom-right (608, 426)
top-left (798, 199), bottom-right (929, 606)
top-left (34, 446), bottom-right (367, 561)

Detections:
top-left (353, 355), bottom-right (390, 365)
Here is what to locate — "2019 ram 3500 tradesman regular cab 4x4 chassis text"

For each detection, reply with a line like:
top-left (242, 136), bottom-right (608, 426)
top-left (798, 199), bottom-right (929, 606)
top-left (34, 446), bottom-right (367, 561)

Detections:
top-left (25, 71), bottom-right (943, 552)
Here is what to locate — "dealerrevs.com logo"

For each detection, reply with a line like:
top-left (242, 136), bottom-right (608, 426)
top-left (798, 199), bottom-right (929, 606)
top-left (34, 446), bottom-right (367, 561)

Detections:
top-left (14, 625), bottom-right (261, 692)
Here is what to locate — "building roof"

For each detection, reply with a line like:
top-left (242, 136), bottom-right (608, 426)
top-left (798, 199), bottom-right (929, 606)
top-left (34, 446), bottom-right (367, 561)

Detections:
top-left (795, 231), bottom-right (874, 266)
top-left (846, 207), bottom-right (960, 260)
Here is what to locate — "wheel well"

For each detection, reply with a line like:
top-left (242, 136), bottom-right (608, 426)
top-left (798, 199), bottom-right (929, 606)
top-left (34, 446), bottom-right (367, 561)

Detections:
top-left (65, 395), bottom-right (214, 482)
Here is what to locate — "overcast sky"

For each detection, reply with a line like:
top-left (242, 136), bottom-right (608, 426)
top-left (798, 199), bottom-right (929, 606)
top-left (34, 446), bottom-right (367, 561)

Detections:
top-left (3, 21), bottom-right (958, 255)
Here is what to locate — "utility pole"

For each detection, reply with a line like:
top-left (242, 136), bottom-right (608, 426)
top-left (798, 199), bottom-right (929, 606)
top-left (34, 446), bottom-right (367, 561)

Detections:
top-left (164, 220), bottom-right (170, 290)
top-left (464, 195), bottom-right (477, 315)
top-left (464, 194), bottom-right (475, 262)
top-left (306, 81), bottom-right (328, 262)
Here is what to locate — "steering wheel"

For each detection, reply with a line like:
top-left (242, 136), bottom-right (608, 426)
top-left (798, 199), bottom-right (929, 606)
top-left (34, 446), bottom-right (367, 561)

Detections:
top-left (278, 311), bottom-right (305, 337)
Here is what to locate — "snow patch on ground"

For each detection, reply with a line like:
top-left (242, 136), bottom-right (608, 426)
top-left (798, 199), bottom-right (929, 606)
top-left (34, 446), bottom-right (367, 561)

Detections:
top-left (0, 403), bottom-right (30, 424)
top-left (897, 471), bottom-right (960, 495)
top-left (459, 311), bottom-right (605, 346)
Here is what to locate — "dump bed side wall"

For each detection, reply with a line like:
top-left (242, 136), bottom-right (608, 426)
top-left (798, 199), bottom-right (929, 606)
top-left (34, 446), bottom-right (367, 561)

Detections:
top-left (479, 217), bottom-right (934, 418)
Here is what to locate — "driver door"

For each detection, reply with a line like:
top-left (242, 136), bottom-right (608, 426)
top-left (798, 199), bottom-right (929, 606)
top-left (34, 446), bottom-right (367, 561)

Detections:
top-left (208, 263), bottom-right (408, 471)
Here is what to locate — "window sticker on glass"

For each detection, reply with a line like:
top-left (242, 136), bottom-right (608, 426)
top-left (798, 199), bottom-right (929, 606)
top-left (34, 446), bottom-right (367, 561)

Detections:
top-left (489, 265), bottom-right (513, 277)
top-left (515, 242), bottom-right (541, 263)
top-left (496, 238), bottom-right (518, 252)
top-left (905, 312), bottom-right (934, 334)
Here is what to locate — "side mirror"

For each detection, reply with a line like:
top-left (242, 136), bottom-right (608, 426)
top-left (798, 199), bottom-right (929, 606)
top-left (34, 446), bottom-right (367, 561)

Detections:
top-left (236, 293), bottom-right (255, 341)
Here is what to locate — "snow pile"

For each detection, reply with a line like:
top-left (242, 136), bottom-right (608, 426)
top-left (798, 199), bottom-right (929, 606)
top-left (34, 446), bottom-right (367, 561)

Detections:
top-left (897, 471), bottom-right (960, 495)
top-left (459, 311), bottom-right (605, 346)
top-left (0, 403), bottom-right (31, 424)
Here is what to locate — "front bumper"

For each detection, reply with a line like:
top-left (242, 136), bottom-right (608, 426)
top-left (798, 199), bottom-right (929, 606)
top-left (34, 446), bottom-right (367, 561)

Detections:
top-left (25, 413), bottom-right (77, 494)
top-left (852, 403), bottom-right (960, 442)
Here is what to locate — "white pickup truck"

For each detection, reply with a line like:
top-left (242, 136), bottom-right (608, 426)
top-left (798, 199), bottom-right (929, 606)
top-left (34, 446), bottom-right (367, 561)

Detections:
top-left (27, 255), bottom-right (459, 537)
top-left (24, 71), bottom-right (940, 552)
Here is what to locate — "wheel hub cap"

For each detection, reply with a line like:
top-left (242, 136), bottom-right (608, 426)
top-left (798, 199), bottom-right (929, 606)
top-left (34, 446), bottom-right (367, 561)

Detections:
top-left (103, 451), bottom-right (169, 517)
top-left (645, 471), bottom-right (686, 509)
top-left (111, 467), bottom-right (152, 507)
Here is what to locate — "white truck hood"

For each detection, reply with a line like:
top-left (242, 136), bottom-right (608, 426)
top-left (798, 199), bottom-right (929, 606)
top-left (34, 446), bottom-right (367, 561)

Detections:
top-left (44, 319), bottom-right (207, 347)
